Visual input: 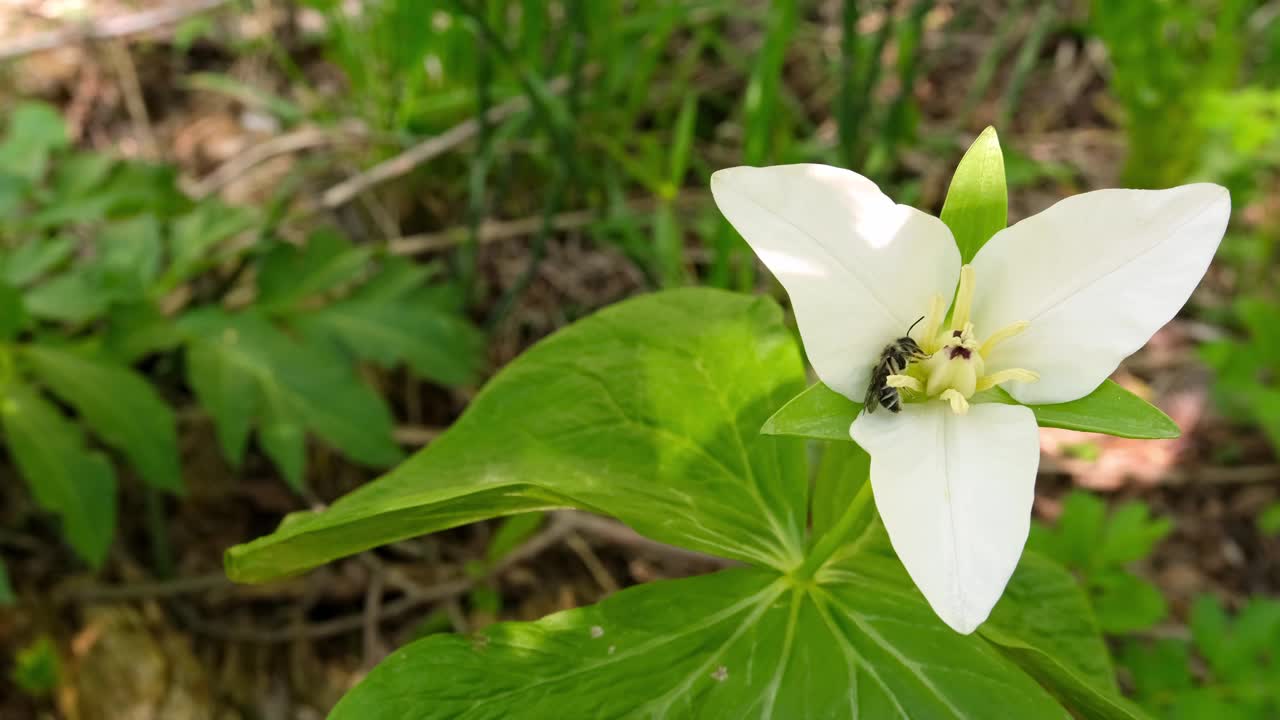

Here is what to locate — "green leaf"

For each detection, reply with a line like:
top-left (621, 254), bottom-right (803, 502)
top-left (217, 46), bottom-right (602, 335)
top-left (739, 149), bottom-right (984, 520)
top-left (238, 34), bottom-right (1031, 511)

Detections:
top-left (22, 345), bottom-right (182, 493)
top-left (185, 333), bottom-right (260, 466)
top-left (1098, 501), bottom-right (1173, 566)
top-left (259, 384), bottom-right (308, 490)
top-left (982, 554), bottom-right (1150, 720)
top-left (11, 635), bottom-right (60, 695)
top-left (940, 126), bottom-right (1007, 263)
top-left (226, 289), bottom-right (809, 582)
top-left (980, 383), bottom-right (1180, 439)
top-left (180, 309), bottom-right (402, 482)
top-left (228, 289), bottom-right (1128, 717)
top-left (485, 512), bottom-right (547, 566)
top-left (98, 216), bottom-right (163, 300)
top-left (22, 270), bottom-right (111, 324)
top-left (0, 281), bottom-right (26, 341)
top-left (2, 236), bottom-right (76, 287)
top-left (163, 202), bottom-right (256, 288)
top-left (333, 561), bottom-right (1072, 719)
top-left (0, 557), bottom-right (14, 605)
top-left (296, 289), bottom-right (484, 387)
top-left (0, 383), bottom-right (116, 567)
top-left (101, 302), bottom-right (184, 362)
top-left (811, 441), bottom-right (870, 537)
top-left (760, 381), bottom-right (862, 441)
top-left (0, 103), bottom-right (69, 180)
top-left (1091, 571), bottom-right (1167, 633)
top-left (256, 229), bottom-right (371, 312)
top-left (764, 379), bottom-right (1179, 442)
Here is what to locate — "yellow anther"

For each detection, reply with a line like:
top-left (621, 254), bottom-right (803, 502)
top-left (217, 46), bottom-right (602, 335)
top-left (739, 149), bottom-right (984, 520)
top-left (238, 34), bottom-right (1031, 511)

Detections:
top-left (950, 265), bottom-right (976, 333)
top-left (918, 293), bottom-right (948, 354)
top-left (940, 389), bottom-right (970, 415)
top-left (886, 374), bottom-right (923, 392)
top-left (980, 320), bottom-right (1030, 357)
top-left (975, 368), bottom-right (1040, 392)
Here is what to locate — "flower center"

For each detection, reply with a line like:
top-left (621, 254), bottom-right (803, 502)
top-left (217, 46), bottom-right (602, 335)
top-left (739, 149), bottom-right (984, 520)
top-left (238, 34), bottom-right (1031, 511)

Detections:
top-left (884, 265), bottom-right (1039, 415)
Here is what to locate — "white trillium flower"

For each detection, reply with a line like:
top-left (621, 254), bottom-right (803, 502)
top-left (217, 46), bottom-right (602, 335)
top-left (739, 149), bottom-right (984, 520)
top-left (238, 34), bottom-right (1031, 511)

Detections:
top-left (711, 164), bottom-right (1230, 634)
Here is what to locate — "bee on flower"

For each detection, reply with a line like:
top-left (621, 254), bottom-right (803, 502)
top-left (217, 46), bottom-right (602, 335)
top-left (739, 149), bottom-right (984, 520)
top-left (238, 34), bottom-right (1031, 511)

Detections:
top-left (711, 138), bottom-right (1230, 634)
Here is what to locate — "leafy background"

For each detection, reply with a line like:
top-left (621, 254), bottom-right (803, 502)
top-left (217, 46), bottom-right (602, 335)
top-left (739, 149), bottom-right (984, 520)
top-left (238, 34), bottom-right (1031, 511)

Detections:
top-left (1, 0), bottom-right (1279, 718)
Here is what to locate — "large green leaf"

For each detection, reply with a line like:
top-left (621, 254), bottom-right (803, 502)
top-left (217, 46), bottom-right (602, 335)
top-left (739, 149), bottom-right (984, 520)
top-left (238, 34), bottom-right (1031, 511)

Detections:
top-left (228, 289), bottom-right (1129, 717)
top-left (333, 560), bottom-right (1070, 719)
top-left (983, 554), bottom-right (1150, 720)
top-left (332, 522), bottom-right (1135, 719)
top-left (941, 126), bottom-right (1007, 263)
top-left (226, 289), bottom-right (810, 581)
top-left (180, 308), bottom-right (403, 483)
top-left (764, 380), bottom-right (1178, 442)
top-left (23, 345), bottom-right (182, 493)
top-left (0, 383), bottom-right (116, 567)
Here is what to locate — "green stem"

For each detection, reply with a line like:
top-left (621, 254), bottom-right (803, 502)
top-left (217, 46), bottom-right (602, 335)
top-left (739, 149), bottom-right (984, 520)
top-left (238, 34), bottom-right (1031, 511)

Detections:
top-left (792, 479), bottom-right (873, 582)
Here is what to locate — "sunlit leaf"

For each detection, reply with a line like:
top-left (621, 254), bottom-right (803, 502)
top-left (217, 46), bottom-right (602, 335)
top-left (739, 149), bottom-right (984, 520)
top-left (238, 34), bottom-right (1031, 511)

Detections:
top-left (226, 289), bottom-right (810, 581)
top-left (225, 289), bottom-right (1134, 716)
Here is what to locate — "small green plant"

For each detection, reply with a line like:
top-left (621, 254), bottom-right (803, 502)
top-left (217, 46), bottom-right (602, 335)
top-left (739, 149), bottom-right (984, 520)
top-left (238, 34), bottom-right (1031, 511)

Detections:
top-left (1200, 298), bottom-right (1280, 453)
top-left (1121, 595), bottom-right (1280, 718)
top-left (0, 103), bottom-right (482, 576)
top-left (10, 635), bottom-right (60, 696)
top-left (1029, 491), bottom-right (1174, 633)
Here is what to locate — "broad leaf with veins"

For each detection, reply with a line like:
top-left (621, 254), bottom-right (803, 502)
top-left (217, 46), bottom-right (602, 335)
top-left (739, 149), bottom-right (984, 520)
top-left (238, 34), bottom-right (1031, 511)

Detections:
top-left (227, 289), bottom-right (1142, 719)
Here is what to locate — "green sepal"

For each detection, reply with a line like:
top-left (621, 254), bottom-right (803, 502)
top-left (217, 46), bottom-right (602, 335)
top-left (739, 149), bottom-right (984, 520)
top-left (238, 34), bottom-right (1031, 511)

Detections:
top-left (763, 379), bottom-right (1179, 441)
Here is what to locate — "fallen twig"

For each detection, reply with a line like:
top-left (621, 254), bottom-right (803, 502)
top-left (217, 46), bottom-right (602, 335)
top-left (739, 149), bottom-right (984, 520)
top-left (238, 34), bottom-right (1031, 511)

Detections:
top-left (320, 76), bottom-right (573, 210)
top-left (386, 192), bottom-right (709, 256)
top-left (184, 125), bottom-right (359, 198)
top-left (177, 510), bottom-right (729, 643)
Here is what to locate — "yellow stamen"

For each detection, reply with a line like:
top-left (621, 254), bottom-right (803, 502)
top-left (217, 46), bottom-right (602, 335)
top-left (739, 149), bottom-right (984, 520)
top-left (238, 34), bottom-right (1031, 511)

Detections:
top-left (980, 320), bottom-right (1030, 357)
top-left (940, 389), bottom-right (970, 415)
top-left (950, 265), bottom-right (975, 333)
top-left (975, 368), bottom-right (1040, 392)
top-left (886, 374), bottom-right (923, 392)
top-left (918, 293), bottom-right (948, 354)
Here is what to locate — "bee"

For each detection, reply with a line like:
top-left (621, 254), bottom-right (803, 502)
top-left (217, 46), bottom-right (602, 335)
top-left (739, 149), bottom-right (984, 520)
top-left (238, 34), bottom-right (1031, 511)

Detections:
top-left (864, 317), bottom-right (928, 414)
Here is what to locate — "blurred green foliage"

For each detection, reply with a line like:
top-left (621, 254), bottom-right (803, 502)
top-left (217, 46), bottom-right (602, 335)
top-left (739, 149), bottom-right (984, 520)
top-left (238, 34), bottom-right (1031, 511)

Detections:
top-left (1200, 299), bottom-right (1280, 454)
top-left (265, 0), bottom-right (944, 297)
top-left (1090, 0), bottom-right (1264, 190)
top-left (10, 635), bottom-right (60, 696)
top-left (0, 102), bottom-right (482, 575)
top-left (1030, 490), bottom-right (1173, 634)
top-left (1121, 595), bottom-right (1280, 719)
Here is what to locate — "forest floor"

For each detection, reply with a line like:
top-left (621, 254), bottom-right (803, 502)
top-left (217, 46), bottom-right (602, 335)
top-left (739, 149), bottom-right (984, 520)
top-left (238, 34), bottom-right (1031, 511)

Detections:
top-left (0, 1), bottom-right (1276, 718)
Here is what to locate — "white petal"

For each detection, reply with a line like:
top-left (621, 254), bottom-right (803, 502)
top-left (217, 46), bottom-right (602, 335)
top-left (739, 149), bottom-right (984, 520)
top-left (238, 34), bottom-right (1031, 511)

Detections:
top-left (850, 402), bottom-right (1039, 634)
top-left (711, 164), bottom-right (960, 401)
top-left (970, 184), bottom-right (1230, 404)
